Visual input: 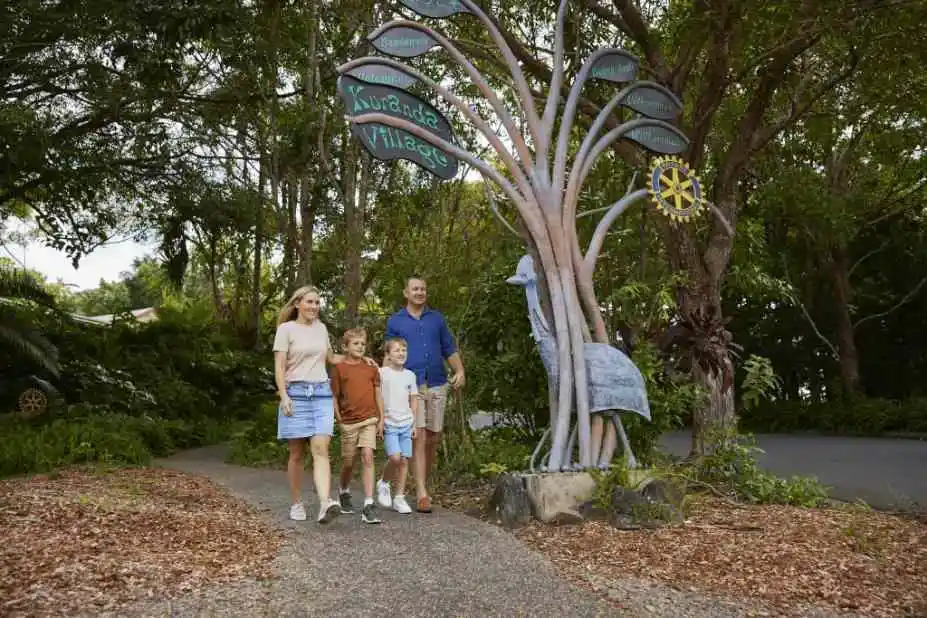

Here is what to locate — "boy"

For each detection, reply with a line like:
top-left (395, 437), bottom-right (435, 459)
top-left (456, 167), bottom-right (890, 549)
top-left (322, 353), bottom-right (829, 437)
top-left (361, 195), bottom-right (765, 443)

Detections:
top-left (330, 328), bottom-right (384, 524)
top-left (375, 337), bottom-right (419, 514)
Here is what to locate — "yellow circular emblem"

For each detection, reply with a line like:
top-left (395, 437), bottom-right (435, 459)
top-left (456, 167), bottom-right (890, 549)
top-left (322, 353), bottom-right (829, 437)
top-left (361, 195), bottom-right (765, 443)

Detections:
top-left (648, 156), bottom-right (704, 222)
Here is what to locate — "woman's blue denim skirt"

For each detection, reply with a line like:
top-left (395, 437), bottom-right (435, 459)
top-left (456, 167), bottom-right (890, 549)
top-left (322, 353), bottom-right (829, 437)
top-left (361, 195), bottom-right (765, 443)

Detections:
top-left (277, 380), bottom-right (334, 440)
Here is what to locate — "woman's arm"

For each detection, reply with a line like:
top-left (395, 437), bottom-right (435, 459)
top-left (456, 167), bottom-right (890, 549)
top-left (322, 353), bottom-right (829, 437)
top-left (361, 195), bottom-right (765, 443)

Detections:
top-left (274, 351), bottom-right (292, 415)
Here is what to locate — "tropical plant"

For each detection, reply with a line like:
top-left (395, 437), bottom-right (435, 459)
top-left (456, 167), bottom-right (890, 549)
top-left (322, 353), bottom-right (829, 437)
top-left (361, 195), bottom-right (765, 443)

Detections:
top-left (0, 265), bottom-right (59, 376)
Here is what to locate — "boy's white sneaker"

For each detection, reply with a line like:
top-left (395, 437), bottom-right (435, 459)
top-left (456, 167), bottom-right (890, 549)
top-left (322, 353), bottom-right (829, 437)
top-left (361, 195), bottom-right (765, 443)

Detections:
top-left (289, 502), bottom-right (307, 521)
top-left (376, 480), bottom-right (392, 508)
top-left (317, 499), bottom-right (340, 524)
top-left (392, 495), bottom-right (412, 514)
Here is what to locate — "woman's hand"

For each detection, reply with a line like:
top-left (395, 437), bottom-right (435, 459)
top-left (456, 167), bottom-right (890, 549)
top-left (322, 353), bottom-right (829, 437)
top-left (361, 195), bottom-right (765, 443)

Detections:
top-left (280, 394), bottom-right (293, 416)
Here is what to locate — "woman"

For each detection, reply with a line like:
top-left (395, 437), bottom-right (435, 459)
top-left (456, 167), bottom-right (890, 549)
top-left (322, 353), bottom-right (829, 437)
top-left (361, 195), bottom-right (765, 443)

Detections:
top-left (273, 285), bottom-right (373, 523)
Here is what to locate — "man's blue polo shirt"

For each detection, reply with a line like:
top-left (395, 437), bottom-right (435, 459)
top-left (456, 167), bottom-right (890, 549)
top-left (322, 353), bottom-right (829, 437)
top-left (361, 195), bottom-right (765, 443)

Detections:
top-left (385, 307), bottom-right (457, 387)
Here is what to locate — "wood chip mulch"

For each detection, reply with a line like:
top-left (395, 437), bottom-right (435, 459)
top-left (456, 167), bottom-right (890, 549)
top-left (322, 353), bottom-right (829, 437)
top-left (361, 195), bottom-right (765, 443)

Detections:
top-left (0, 467), bottom-right (282, 617)
top-left (514, 497), bottom-right (927, 617)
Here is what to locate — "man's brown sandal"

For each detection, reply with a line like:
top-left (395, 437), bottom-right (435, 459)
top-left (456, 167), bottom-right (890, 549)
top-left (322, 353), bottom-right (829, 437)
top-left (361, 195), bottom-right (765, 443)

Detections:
top-left (417, 495), bottom-right (433, 513)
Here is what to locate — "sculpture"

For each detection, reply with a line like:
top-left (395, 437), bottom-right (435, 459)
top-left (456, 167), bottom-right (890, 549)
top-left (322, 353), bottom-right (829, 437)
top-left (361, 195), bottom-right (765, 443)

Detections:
top-left (336, 0), bottom-right (730, 471)
top-left (506, 254), bottom-right (650, 470)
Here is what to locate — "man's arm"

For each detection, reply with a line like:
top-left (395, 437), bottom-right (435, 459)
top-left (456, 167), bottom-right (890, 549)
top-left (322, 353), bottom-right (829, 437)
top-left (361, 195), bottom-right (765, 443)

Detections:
top-left (440, 317), bottom-right (465, 389)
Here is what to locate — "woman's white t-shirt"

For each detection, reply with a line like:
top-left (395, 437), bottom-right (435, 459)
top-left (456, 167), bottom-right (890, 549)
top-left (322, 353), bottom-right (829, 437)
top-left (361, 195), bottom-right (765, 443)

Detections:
top-left (379, 366), bottom-right (417, 427)
top-left (273, 320), bottom-right (330, 383)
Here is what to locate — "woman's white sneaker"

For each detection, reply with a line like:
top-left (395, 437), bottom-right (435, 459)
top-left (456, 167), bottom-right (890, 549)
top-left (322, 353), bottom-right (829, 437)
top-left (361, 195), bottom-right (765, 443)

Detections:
top-left (317, 499), bottom-right (341, 524)
top-left (376, 480), bottom-right (392, 508)
top-left (289, 502), bottom-right (307, 521)
top-left (392, 495), bottom-right (412, 514)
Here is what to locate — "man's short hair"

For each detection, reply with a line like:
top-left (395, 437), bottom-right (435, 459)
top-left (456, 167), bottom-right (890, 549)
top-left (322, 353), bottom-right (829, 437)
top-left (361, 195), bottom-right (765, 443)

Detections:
top-left (384, 337), bottom-right (407, 354)
top-left (405, 275), bottom-right (426, 288)
top-left (343, 327), bottom-right (367, 346)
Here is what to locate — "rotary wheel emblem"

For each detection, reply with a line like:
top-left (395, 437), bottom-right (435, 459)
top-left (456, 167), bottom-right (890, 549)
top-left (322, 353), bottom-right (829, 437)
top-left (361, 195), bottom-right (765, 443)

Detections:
top-left (648, 156), bottom-right (704, 222)
top-left (18, 387), bottom-right (47, 418)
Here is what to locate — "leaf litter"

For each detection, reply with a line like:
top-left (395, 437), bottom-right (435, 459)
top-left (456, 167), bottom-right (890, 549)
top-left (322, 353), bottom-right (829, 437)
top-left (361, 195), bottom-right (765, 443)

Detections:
top-left (514, 496), bottom-right (926, 617)
top-left (0, 467), bottom-right (282, 617)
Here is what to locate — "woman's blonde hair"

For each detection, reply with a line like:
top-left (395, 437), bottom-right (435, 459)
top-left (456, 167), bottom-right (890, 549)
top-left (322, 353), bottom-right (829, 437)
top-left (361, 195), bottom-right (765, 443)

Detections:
top-left (277, 285), bottom-right (321, 325)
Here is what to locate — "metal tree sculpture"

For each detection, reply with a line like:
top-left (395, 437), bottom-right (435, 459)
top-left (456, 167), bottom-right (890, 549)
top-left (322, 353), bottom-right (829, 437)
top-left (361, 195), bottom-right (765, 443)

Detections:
top-left (337, 0), bottom-right (717, 470)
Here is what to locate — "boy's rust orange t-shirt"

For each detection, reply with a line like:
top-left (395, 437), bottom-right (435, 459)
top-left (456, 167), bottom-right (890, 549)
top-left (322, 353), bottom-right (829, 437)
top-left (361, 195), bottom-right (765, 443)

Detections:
top-left (330, 361), bottom-right (380, 425)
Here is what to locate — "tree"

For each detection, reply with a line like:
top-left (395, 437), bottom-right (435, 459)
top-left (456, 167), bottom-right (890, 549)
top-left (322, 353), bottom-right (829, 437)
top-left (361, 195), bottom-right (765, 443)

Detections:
top-left (0, 264), bottom-right (59, 375)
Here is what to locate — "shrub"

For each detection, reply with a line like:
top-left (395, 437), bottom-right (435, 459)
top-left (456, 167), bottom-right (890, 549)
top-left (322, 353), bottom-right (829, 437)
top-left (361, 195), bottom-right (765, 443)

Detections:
top-left (741, 397), bottom-right (927, 436)
top-left (683, 429), bottom-right (829, 507)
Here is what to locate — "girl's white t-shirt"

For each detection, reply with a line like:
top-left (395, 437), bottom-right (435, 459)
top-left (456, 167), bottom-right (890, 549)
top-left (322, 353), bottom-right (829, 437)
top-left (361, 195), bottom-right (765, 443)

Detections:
top-left (379, 366), bottom-right (417, 427)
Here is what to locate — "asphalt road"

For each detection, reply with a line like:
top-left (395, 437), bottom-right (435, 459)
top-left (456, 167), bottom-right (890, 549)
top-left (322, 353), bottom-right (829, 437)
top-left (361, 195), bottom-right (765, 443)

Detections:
top-left (659, 430), bottom-right (927, 511)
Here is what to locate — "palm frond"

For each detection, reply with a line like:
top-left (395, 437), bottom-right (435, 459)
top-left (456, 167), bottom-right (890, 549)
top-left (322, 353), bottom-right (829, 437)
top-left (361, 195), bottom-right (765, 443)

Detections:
top-left (0, 305), bottom-right (60, 376)
top-left (0, 266), bottom-right (57, 308)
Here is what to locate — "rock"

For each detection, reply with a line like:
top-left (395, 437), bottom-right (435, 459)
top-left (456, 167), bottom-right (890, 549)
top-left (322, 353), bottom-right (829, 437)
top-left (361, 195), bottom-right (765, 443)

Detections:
top-left (610, 478), bottom-right (685, 529)
top-left (487, 473), bottom-right (532, 528)
top-left (523, 471), bottom-right (597, 524)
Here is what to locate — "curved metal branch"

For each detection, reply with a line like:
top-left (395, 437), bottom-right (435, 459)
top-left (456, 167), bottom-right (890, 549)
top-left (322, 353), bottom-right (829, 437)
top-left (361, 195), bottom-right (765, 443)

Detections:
top-left (539, 0), bottom-right (570, 160)
top-left (367, 20), bottom-right (535, 168)
top-left (458, 0), bottom-right (542, 154)
top-left (584, 188), bottom-right (650, 271)
top-left (553, 48), bottom-right (634, 193)
top-left (569, 117), bottom-right (686, 217)
top-left (347, 112), bottom-right (528, 213)
top-left (482, 178), bottom-right (521, 238)
top-left (338, 56), bottom-right (533, 198)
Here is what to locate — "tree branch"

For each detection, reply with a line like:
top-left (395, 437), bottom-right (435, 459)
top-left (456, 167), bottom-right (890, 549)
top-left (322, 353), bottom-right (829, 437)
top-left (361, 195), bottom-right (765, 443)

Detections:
top-left (853, 275), bottom-right (927, 330)
top-left (782, 258), bottom-right (840, 360)
top-left (611, 0), bottom-right (670, 81)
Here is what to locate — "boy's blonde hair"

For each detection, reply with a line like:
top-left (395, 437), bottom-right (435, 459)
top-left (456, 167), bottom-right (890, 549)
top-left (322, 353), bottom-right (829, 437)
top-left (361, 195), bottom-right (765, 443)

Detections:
top-left (343, 327), bottom-right (367, 347)
top-left (384, 337), bottom-right (407, 354)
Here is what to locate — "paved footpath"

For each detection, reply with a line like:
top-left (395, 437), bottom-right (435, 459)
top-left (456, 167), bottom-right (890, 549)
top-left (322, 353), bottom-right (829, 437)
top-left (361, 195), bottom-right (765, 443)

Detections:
top-left (660, 431), bottom-right (927, 511)
top-left (123, 445), bottom-right (620, 618)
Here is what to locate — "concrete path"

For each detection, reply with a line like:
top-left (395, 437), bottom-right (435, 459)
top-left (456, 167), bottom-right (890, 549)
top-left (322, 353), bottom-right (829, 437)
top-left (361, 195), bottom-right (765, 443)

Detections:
top-left (659, 431), bottom-right (927, 511)
top-left (132, 445), bottom-right (619, 618)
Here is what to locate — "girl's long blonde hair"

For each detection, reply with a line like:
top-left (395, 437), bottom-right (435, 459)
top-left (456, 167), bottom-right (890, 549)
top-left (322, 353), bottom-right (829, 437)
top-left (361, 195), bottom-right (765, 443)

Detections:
top-left (277, 285), bottom-right (321, 325)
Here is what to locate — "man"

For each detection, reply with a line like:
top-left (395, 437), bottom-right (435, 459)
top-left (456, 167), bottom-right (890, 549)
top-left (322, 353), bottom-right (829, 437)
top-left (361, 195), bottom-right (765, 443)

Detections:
top-left (384, 276), bottom-right (464, 513)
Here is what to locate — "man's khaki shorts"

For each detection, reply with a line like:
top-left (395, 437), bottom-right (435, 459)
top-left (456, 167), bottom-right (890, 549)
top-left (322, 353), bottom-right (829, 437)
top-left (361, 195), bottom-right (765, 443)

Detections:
top-left (340, 417), bottom-right (378, 458)
top-left (415, 384), bottom-right (449, 433)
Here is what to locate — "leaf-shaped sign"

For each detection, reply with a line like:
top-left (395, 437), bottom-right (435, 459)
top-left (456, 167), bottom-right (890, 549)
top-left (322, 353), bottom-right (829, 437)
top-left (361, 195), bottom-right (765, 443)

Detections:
top-left (624, 124), bottom-right (690, 155)
top-left (337, 75), bottom-right (455, 143)
top-left (620, 82), bottom-right (683, 121)
top-left (350, 123), bottom-right (459, 180)
top-left (345, 61), bottom-right (418, 91)
top-left (589, 50), bottom-right (639, 84)
top-left (369, 25), bottom-right (439, 58)
top-left (398, 0), bottom-right (470, 18)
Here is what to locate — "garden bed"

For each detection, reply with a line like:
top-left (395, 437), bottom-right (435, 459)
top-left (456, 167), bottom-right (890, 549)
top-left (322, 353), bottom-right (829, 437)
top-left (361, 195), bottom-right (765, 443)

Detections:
top-left (0, 467), bottom-right (281, 617)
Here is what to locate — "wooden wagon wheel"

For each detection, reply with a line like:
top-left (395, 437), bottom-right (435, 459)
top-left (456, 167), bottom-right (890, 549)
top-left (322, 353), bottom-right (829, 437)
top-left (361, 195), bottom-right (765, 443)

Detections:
top-left (18, 387), bottom-right (48, 418)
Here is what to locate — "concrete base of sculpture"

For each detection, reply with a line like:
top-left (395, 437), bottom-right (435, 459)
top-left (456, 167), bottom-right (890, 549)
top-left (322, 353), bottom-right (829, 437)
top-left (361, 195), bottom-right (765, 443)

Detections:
top-left (488, 469), bottom-right (654, 525)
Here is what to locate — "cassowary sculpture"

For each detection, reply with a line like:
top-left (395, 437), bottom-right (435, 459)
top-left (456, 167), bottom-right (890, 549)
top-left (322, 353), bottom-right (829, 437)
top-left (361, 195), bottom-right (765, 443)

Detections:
top-left (506, 254), bottom-right (651, 469)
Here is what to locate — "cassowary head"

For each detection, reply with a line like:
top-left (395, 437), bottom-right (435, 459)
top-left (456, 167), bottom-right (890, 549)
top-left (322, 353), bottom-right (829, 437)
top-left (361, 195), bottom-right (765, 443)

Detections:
top-left (505, 254), bottom-right (537, 287)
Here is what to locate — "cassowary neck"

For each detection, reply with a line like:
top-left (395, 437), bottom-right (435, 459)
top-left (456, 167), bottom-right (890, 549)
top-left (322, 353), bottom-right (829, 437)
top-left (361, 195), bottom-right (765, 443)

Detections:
top-left (523, 282), bottom-right (548, 341)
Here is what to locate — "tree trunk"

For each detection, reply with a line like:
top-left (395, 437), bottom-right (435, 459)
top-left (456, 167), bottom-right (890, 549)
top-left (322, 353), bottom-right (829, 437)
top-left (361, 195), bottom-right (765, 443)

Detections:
top-left (344, 151), bottom-right (368, 323)
top-left (830, 243), bottom-right (861, 397)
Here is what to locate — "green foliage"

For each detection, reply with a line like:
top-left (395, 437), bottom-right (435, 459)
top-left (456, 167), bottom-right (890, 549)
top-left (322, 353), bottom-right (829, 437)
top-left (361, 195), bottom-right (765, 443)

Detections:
top-left (625, 342), bottom-right (704, 464)
top-left (741, 398), bottom-right (927, 436)
top-left (740, 355), bottom-right (781, 411)
top-left (437, 426), bottom-right (535, 482)
top-left (227, 401), bottom-right (289, 467)
top-left (686, 429), bottom-right (829, 507)
top-left (1, 300), bottom-right (269, 477)
top-left (588, 463), bottom-right (631, 511)
top-left (0, 264), bottom-right (60, 376)
top-left (0, 411), bottom-right (231, 477)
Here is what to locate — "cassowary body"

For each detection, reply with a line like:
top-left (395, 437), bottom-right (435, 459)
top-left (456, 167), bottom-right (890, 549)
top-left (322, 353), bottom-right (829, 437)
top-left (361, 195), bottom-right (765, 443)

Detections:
top-left (506, 255), bottom-right (651, 469)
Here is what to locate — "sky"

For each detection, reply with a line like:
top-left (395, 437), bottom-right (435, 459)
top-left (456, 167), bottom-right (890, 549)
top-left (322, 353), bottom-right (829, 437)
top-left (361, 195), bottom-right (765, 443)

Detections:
top-left (7, 237), bottom-right (154, 291)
